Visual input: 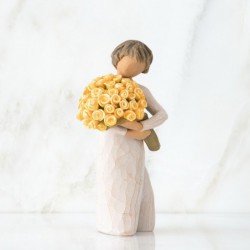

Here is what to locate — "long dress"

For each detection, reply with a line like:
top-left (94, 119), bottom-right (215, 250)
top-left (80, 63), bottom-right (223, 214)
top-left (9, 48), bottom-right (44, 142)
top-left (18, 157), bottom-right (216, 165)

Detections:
top-left (95, 84), bottom-right (168, 236)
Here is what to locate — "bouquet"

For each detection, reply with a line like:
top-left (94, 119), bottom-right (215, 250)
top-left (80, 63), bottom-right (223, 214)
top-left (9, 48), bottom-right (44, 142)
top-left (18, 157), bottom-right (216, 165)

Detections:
top-left (76, 73), bottom-right (160, 151)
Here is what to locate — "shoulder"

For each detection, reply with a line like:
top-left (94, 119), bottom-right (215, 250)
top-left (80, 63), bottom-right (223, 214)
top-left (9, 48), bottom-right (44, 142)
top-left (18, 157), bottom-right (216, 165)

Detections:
top-left (137, 84), bottom-right (151, 98)
top-left (138, 83), bottom-right (150, 92)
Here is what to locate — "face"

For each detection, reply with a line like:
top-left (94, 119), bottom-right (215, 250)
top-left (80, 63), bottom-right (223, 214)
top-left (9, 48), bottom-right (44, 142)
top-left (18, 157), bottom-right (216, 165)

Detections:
top-left (115, 55), bottom-right (146, 78)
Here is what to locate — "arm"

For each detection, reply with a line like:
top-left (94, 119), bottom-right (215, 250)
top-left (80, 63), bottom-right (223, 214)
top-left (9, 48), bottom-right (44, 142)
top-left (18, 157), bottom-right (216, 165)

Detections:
top-left (116, 120), bottom-right (143, 131)
top-left (108, 125), bottom-right (150, 140)
top-left (139, 85), bottom-right (168, 131)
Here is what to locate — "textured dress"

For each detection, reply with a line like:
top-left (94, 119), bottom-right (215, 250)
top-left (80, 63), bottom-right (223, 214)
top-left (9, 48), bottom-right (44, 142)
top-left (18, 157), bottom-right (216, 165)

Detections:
top-left (95, 84), bottom-right (168, 236)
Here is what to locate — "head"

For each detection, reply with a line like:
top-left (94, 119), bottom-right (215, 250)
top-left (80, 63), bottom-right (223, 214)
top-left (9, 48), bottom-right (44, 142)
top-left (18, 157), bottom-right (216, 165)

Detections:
top-left (111, 40), bottom-right (153, 78)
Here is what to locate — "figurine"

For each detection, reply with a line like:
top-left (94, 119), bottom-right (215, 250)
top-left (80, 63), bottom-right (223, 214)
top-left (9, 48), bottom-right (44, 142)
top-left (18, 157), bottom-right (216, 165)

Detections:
top-left (95, 40), bottom-right (168, 236)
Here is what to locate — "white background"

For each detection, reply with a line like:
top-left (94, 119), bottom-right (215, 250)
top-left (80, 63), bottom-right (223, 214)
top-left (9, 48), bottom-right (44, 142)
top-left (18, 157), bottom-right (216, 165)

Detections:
top-left (0, 0), bottom-right (249, 213)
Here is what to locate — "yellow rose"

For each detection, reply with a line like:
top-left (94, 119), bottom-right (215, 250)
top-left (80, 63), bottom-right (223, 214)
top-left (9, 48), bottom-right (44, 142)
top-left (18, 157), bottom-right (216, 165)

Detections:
top-left (83, 118), bottom-right (91, 126)
top-left (104, 80), bottom-right (116, 89)
top-left (91, 87), bottom-right (104, 98)
top-left (83, 88), bottom-right (90, 95)
top-left (76, 111), bottom-right (84, 121)
top-left (128, 92), bottom-right (136, 101)
top-left (95, 79), bottom-right (105, 88)
top-left (124, 110), bottom-right (136, 121)
top-left (87, 82), bottom-right (96, 91)
top-left (97, 122), bottom-right (107, 131)
top-left (104, 114), bottom-right (117, 127)
top-left (125, 82), bottom-right (134, 92)
top-left (120, 89), bottom-right (129, 99)
top-left (132, 81), bottom-right (139, 88)
top-left (104, 103), bottom-right (115, 114)
top-left (108, 88), bottom-right (119, 96)
top-left (98, 93), bottom-right (111, 107)
top-left (92, 109), bottom-right (105, 121)
top-left (134, 87), bottom-right (145, 100)
top-left (121, 78), bottom-right (133, 85)
top-left (114, 108), bottom-right (124, 118)
top-left (82, 109), bottom-right (93, 119)
top-left (103, 74), bottom-right (115, 81)
top-left (88, 120), bottom-right (99, 129)
top-left (138, 98), bottom-right (147, 108)
top-left (110, 94), bottom-right (121, 105)
top-left (119, 99), bottom-right (129, 110)
top-left (113, 75), bottom-right (122, 82)
top-left (85, 98), bottom-right (99, 111)
top-left (135, 108), bottom-right (145, 120)
top-left (78, 100), bottom-right (85, 109)
top-left (92, 76), bottom-right (102, 82)
top-left (128, 100), bottom-right (139, 110)
top-left (82, 93), bottom-right (91, 102)
top-left (115, 83), bottom-right (125, 91)
top-left (77, 74), bottom-right (149, 131)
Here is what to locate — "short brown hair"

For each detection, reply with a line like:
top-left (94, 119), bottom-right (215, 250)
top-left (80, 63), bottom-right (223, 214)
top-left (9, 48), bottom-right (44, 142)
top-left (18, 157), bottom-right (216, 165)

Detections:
top-left (111, 40), bottom-right (153, 73)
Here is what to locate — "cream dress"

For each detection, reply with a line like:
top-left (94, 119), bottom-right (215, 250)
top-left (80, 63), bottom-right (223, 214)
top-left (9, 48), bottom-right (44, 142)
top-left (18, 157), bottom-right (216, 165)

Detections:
top-left (95, 84), bottom-right (168, 236)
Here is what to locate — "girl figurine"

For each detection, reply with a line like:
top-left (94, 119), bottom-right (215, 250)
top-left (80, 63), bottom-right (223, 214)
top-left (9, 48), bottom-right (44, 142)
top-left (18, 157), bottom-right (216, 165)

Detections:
top-left (95, 40), bottom-right (168, 236)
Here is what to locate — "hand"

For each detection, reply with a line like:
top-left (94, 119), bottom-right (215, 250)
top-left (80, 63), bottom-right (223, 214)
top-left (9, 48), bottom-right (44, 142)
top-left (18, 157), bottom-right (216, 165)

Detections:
top-left (118, 120), bottom-right (143, 131)
top-left (126, 129), bottom-right (151, 140)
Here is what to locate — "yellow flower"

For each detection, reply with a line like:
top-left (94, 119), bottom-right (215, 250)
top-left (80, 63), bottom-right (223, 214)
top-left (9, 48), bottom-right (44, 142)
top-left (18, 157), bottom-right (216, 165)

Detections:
top-left (114, 108), bottom-right (124, 118)
top-left (124, 110), bottom-right (136, 121)
top-left (104, 80), bottom-right (116, 89)
top-left (121, 78), bottom-right (133, 85)
top-left (119, 99), bottom-right (129, 110)
top-left (128, 100), bottom-right (139, 110)
top-left (114, 83), bottom-right (125, 91)
top-left (138, 99), bottom-right (147, 108)
top-left (113, 75), bottom-right (122, 82)
top-left (104, 114), bottom-right (117, 126)
top-left (83, 118), bottom-right (91, 126)
top-left (110, 94), bottom-right (121, 105)
top-left (91, 87), bottom-right (104, 98)
top-left (87, 82), bottom-right (96, 91)
top-left (76, 111), bottom-right (84, 121)
top-left (92, 76), bottom-right (102, 82)
top-left (83, 88), bottom-right (90, 95)
top-left (128, 92), bottom-right (136, 101)
top-left (98, 93), bottom-right (111, 107)
top-left (132, 81), bottom-right (139, 88)
top-left (125, 82), bottom-right (134, 92)
top-left (120, 89), bottom-right (129, 99)
top-left (85, 98), bottom-right (99, 111)
top-left (82, 93), bottom-right (91, 102)
top-left (108, 88), bottom-right (119, 96)
top-left (92, 109), bottom-right (105, 121)
top-left (134, 87), bottom-right (145, 100)
top-left (97, 122), bottom-right (107, 131)
top-left (103, 74), bottom-right (115, 81)
top-left (104, 104), bottom-right (115, 114)
top-left (82, 109), bottom-right (93, 119)
top-left (95, 79), bottom-right (105, 88)
top-left (77, 73), bottom-right (148, 132)
top-left (135, 108), bottom-right (145, 120)
top-left (88, 120), bottom-right (99, 129)
top-left (78, 100), bottom-right (85, 109)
